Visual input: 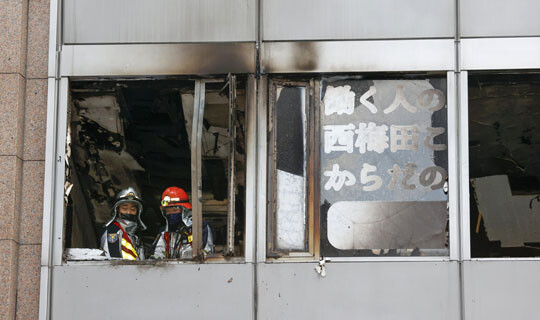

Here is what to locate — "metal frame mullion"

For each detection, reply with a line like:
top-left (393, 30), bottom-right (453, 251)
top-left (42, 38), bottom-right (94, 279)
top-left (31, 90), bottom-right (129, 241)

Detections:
top-left (245, 74), bottom-right (257, 263)
top-left (256, 76), bottom-right (268, 263)
top-left (459, 71), bottom-right (471, 260)
top-left (52, 78), bottom-right (69, 266)
top-left (448, 71), bottom-right (460, 261)
top-left (191, 80), bottom-right (205, 258)
top-left (225, 75), bottom-right (237, 256)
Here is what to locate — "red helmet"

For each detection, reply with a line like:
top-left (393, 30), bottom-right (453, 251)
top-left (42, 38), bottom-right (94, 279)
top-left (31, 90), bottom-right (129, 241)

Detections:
top-left (161, 186), bottom-right (192, 210)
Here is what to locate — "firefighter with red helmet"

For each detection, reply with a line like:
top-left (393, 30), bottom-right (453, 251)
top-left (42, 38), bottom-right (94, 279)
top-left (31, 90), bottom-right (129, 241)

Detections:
top-left (151, 186), bottom-right (214, 259)
top-left (101, 187), bottom-right (146, 260)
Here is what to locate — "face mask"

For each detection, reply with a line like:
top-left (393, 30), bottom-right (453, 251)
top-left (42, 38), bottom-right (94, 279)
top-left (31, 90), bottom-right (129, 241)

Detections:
top-left (124, 222), bottom-right (138, 235)
top-left (119, 214), bottom-right (138, 222)
top-left (167, 213), bottom-right (183, 229)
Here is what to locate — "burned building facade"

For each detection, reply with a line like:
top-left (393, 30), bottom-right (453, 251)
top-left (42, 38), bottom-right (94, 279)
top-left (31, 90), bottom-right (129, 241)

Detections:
top-left (2, 0), bottom-right (540, 319)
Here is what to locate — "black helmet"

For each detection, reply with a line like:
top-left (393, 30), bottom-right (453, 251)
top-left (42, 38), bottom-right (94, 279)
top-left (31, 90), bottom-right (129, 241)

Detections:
top-left (105, 187), bottom-right (147, 230)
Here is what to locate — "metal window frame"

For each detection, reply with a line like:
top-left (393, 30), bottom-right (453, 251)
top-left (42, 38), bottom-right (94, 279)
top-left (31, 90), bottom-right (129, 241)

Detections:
top-left (191, 80), bottom-right (205, 258)
top-left (193, 76), bottom-right (250, 259)
top-left (244, 75), bottom-right (257, 263)
top-left (46, 77), bottom-right (69, 268)
top-left (41, 76), bottom-right (254, 268)
top-left (458, 71), bottom-right (471, 261)
top-left (264, 72), bottom-right (459, 262)
top-left (256, 76), bottom-right (268, 263)
top-left (266, 78), bottom-right (316, 258)
top-left (462, 69), bottom-right (540, 261)
top-left (448, 71), bottom-right (461, 261)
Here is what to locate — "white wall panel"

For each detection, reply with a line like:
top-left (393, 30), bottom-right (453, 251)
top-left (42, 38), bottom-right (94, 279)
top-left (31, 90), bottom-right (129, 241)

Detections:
top-left (51, 264), bottom-right (253, 320)
top-left (461, 38), bottom-right (540, 70)
top-left (262, 0), bottom-right (455, 41)
top-left (257, 262), bottom-right (461, 320)
top-left (461, 0), bottom-right (540, 38)
top-left (63, 0), bottom-right (256, 44)
top-left (464, 260), bottom-right (540, 320)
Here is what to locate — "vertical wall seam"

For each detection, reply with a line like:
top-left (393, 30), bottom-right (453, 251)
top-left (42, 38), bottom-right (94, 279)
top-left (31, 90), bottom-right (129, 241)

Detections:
top-left (454, 1), bottom-right (466, 320)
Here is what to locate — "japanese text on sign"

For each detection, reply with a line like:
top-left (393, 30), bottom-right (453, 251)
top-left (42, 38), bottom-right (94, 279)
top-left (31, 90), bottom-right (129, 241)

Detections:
top-left (321, 79), bottom-right (448, 202)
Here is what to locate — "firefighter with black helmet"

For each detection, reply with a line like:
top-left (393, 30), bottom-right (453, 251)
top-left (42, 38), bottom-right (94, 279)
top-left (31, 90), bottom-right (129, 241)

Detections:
top-left (151, 186), bottom-right (214, 259)
top-left (101, 187), bottom-right (146, 260)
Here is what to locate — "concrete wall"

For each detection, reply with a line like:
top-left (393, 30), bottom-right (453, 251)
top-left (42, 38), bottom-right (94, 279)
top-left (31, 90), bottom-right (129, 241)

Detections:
top-left (0, 0), bottom-right (50, 319)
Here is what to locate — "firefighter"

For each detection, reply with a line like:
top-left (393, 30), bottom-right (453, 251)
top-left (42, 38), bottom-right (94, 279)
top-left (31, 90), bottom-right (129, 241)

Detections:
top-left (101, 187), bottom-right (146, 260)
top-left (151, 186), bottom-right (214, 259)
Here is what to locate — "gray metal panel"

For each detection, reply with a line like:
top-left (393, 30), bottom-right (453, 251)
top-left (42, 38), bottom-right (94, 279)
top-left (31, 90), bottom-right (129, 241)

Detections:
top-left (262, 0), bottom-right (455, 41)
top-left (257, 262), bottom-right (460, 320)
top-left (48, 0), bottom-right (59, 78)
top-left (60, 43), bottom-right (256, 76)
top-left (51, 264), bottom-right (253, 319)
top-left (256, 76), bottom-right (268, 262)
top-left (53, 78), bottom-right (69, 266)
top-left (245, 75), bottom-right (257, 263)
top-left (458, 72), bottom-right (471, 260)
top-left (464, 260), bottom-right (540, 319)
top-left (63, 0), bottom-right (256, 43)
top-left (447, 72), bottom-right (460, 261)
top-left (261, 40), bottom-right (455, 73)
top-left (461, 38), bottom-right (540, 70)
top-left (461, 0), bottom-right (540, 38)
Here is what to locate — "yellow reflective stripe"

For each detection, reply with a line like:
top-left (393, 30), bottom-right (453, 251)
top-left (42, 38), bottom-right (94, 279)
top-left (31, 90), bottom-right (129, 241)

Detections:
top-left (122, 251), bottom-right (137, 260)
top-left (121, 238), bottom-right (138, 259)
top-left (122, 238), bottom-right (136, 252)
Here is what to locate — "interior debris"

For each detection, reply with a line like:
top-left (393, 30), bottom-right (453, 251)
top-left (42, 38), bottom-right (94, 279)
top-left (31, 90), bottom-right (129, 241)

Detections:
top-left (469, 73), bottom-right (540, 257)
top-left (65, 79), bottom-right (246, 258)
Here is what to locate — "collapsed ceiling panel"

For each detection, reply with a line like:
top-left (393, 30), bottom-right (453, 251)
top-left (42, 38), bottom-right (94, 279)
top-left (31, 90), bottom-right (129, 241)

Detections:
top-left (472, 175), bottom-right (540, 247)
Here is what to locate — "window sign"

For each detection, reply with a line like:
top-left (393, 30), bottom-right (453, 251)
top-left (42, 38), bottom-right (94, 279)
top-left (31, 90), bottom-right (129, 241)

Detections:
top-left (320, 78), bottom-right (449, 257)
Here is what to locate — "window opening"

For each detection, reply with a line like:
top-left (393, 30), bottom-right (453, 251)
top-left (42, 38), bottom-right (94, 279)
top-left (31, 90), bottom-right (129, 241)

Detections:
top-left (64, 78), bottom-right (246, 261)
top-left (199, 78), bottom-right (246, 258)
top-left (320, 76), bottom-right (449, 257)
top-left (266, 75), bottom-right (450, 259)
top-left (267, 80), bottom-right (314, 257)
top-left (469, 73), bottom-right (540, 258)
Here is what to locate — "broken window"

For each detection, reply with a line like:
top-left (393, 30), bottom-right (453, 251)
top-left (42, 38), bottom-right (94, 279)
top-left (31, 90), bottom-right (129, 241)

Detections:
top-left (267, 80), bottom-right (314, 257)
top-left (199, 78), bottom-right (246, 257)
top-left (469, 73), bottom-right (540, 258)
top-left (64, 78), bottom-right (246, 261)
top-left (267, 75), bottom-right (450, 258)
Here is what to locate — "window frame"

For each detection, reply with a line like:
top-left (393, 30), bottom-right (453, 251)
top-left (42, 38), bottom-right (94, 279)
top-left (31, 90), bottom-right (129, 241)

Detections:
top-left (463, 70), bottom-right (540, 261)
top-left (264, 72), bottom-right (459, 262)
top-left (266, 78), bottom-right (319, 259)
top-left (44, 75), bottom-right (256, 266)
